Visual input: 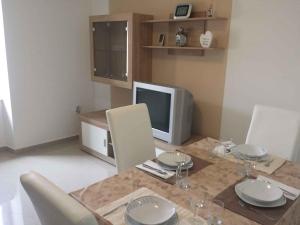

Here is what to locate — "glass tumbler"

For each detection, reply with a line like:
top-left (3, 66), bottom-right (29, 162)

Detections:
top-left (207, 199), bottom-right (224, 225)
top-left (175, 160), bottom-right (191, 190)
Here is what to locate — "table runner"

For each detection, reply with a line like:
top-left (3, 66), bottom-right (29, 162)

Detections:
top-left (215, 179), bottom-right (294, 225)
top-left (70, 136), bottom-right (300, 225)
top-left (139, 154), bottom-right (212, 185)
top-left (95, 187), bottom-right (207, 225)
top-left (190, 138), bottom-right (286, 175)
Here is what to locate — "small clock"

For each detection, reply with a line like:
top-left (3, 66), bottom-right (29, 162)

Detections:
top-left (173, 3), bottom-right (192, 20)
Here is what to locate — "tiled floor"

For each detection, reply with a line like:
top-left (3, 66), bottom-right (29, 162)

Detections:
top-left (0, 140), bottom-right (117, 225)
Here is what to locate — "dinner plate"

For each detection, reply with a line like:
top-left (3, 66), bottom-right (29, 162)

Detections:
top-left (157, 152), bottom-right (192, 167)
top-left (159, 161), bottom-right (193, 171)
top-left (125, 196), bottom-right (176, 225)
top-left (236, 179), bottom-right (283, 203)
top-left (232, 151), bottom-right (269, 161)
top-left (235, 185), bottom-right (286, 208)
top-left (125, 212), bottom-right (179, 225)
top-left (232, 144), bottom-right (268, 158)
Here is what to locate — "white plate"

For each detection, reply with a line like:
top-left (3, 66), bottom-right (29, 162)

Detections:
top-left (235, 185), bottom-right (286, 208)
top-left (232, 144), bottom-right (268, 158)
top-left (159, 161), bottom-right (193, 171)
top-left (232, 152), bottom-right (269, 161)
top-left (125, 212), bottom-right (179, 225)
top-left (157, 152), bottom-right (192, 167)
top-left (126, 196), bottom-right (176, 225)
top-left (236, 179), bottom-right (283, 203)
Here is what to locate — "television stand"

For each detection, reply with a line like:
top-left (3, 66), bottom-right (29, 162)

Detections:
top-left (79, 110), bottom-right (201, 165)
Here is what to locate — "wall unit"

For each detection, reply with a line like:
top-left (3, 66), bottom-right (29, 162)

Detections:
top-left (90, 13), bottom-right (153, 89)
top-left (142, 14), bottom-right (228, 56)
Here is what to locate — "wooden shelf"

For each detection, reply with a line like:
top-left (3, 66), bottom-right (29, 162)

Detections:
top-left (143, 46), bottom-right (225, 50)
top-left (142, 17), bottom-right (227, 24)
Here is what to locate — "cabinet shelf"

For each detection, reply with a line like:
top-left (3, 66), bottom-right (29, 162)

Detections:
top-left (143, 45), bottom-right (225, 50)
top-left (90, 13), bottom-right (153, 89)
top-left (142, 17), bottom-right (227, 24)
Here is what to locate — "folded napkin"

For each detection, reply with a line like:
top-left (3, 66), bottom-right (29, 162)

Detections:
top-left (257, 175), bottom-right (300, 200)
top-left (136, 160), bottom-right (175, 179)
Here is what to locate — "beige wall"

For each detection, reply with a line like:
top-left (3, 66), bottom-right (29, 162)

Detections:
top-left (109, 0), bottom-right (232, 138)
top-left (221, 0), bottom-right (300, 143)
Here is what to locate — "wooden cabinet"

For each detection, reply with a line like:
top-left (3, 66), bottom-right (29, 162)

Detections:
top-left (81, 122), bottom-right (109, 156)
top-left (141, 14), bottom-right (228, 56)
top-left (80, 111), bottom-right (115, 165)
top-left (90, 13), bottom-right (153, 89)
top-left (79, 110), bottom-right (202, 165)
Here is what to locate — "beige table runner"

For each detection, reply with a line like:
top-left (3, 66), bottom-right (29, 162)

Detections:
top-left (190, 138), bottom-right (286, 175)
top-left (96, 187), bottom-right (207, 225)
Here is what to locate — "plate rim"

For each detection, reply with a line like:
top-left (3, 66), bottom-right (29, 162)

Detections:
top-left (235, 185), bottom-right (286, 208)
top-left (236, 179), bottom-right (283, 203)
top-left (125, 212), bottom-right (179, 225)
top-left (158, 161), bottom-right (193, 171)
top-left (232, 144), bottom-right (268, 157)
top-left (125, 195), bottom-right (176, 225)
top-left (157, 152), bottom-right (192, 167)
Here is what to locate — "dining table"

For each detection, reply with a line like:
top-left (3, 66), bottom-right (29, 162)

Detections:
top-left (70, 138), bottom-right (300, 225)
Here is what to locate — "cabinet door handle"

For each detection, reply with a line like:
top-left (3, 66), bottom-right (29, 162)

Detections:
top-left (104, 139), bottom-right (107, 147)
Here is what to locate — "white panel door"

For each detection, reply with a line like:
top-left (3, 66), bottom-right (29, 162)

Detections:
top-left (81, 122), bottom-right (108, 156)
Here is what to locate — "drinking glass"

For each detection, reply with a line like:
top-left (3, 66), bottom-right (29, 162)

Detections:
top-left (176, 159), bottom-right (191, 190)
top-left (207, 199), bottom-right (224, 225)
top-left (236, 154), bottom-right (257, 178)
top-left (186, 194), bottom-right (208, 225)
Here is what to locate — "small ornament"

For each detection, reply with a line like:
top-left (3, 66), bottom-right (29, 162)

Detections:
top-left (200, 31), bottom-right (213, 48)
top-left (207, 4), bottom-right (214, 17)
top-left (176, 27), bottom-right (187, 47)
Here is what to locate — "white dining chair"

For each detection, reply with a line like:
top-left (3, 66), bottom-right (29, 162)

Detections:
top-left (106, 103), bottom-right (156, 173)
top-left (246, 105), bottom-right (300, 162)
top-left (20, 171), bottom-right (100, 225)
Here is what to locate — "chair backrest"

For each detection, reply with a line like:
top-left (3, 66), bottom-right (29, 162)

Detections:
top-left (246, 105), bottom-right (300, 161)
top-left (20, 171), bottom-right (99, 225)
top-left (106, 104), bottom-right (156, 173)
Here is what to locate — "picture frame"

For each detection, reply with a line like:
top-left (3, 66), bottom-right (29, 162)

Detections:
top-left (158, 34), bottom-right (165, 46)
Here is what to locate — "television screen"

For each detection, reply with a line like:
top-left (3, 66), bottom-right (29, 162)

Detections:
top-left (136, 87), bottom-right (171, 132)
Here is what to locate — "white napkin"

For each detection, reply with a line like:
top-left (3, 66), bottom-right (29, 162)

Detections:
top-left (136, 160), bottom-right (175, 179)
top-left (212, 140), bottom-right (236, 156)
top-left (257, 175), bottom-right (300, 200)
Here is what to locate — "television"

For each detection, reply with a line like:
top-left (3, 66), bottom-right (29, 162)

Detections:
top-left (133, 81), bottom-right (193, 145)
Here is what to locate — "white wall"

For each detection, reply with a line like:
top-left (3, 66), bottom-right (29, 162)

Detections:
top-left (221, 0), bottom-right (300, 143)
top-left (2, 0), bottom-right (96, 149)
top-left (91, 0), bottom-right (109, 15)
top-left (0, 102), bottom-right (4, 147)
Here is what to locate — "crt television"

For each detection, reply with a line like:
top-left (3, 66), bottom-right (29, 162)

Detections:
top-left (133, 81), bottom-right (193, 145)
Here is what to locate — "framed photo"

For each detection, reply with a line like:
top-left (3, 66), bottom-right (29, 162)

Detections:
top-left (174, 3), bottom-right (192, 20)
top-left (158, 34), bottom-right (165, 46)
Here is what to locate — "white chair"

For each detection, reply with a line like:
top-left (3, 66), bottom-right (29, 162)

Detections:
top-left (246, 105), bottom-right (300, 161)
top-left (20, 171), bottom-right (99, 225)
top-left (106, 104), bottom-right (156, 173)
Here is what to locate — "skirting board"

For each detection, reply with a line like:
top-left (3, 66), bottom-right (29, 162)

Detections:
top-left (0, 136), bottom-right (79, 154)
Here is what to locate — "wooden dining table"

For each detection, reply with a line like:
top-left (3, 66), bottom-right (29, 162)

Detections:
top-left (70, 138), bottom-right (300, 225)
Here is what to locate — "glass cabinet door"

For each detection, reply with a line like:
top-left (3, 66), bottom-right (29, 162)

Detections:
top-left (93, 21), bottom-right (128, 81)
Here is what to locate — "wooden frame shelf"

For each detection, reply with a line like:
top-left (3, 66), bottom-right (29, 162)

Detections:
top-left (142, 17), bottom-right (228, 24)
top-left (141, 13), bottom-right (229, 56)
top-left (143, 45), bottom-right (225, 50)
